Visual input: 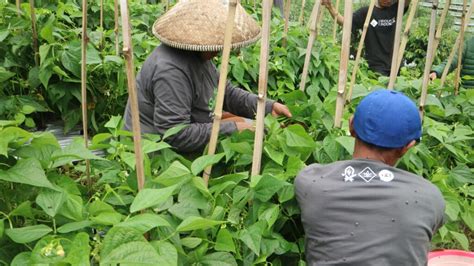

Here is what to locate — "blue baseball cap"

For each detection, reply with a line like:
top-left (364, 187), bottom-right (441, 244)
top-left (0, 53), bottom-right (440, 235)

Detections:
top-left (353, 89), bottom-right (422, 148)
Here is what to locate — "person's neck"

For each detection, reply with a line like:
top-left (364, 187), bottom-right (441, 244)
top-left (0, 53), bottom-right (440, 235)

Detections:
top-left (352, 139), bottom-right (398, 166)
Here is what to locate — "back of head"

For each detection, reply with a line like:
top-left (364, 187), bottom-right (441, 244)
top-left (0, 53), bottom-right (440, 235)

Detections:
top-left (353, 89), bottom-right (422, 149)
top-left (152, 0), bottom-right (261, 52)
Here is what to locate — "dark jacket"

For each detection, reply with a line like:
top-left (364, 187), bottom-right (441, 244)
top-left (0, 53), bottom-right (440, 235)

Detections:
top-left (432, 36), bottom-right (474, 88)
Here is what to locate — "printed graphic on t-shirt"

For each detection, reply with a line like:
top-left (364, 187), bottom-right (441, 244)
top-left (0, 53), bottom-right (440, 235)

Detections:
top-left (371, 18), bottom-right (396, 28)
top-left (342, 166), bottom-right (395, 183)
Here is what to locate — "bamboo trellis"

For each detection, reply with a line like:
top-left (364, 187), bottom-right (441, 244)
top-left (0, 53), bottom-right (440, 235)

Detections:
top-left (419, 0), bottom-right (438, 119)
top-left (119, 0), bottom-right (145, 191)
top-left (203, 0), bottom-right (238, 186)
top-left (332, 0), bottom-right (340, 42)
top-left (299, 0), bottom-right (306, 23)
top-left (431, 0), bottom-right (451, 59)
top-left (387, 0), bottom-right (406, 89)
top-left (114, 0), bottom-right (120, 56)
top-left (299, 0), bottom-right (322, 92)
top-left (282, 0), bottom-right (291, 47)
top-left (454, 0), bottom-right (468, 95)
top-left (346, 0), bottom-right (376, 102)
top-left (395, 0), bottom-right (419, 72)
top-left (251, 0), bottom-right (273, 177)
top-left (81, 0), bottom-right (91, 184)
top-left (334, 0), bottom-right (352, 128)
top-left (29, 0), bottom-right (38, 66)
top-left (439, 0), bottom-right (474, 88)
top-left (16, 0), bottom-right (21, 15)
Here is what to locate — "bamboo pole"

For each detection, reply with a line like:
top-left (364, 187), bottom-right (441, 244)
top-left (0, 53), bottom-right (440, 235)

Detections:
top-left (346, 0), bottom-right (376, 102)
top-left (114, 0), bottom-right (120, 56)
top-left (419, 0), bottom-right (438, 119)
top-left (99, 0), bottom-right (104, 49)
top-left (16, 0), bottom-right (21, 16)
top-left (29, 0), bottom-right (38, 66)
top-left (387, 0), bottom-right (405, 89)
top-left (395, 0), bottom-right (419, 72)
top-left (119, 0), bottom-right (145, 191)
top-left (251, 0), bottom-right (273, 177)
top-left (299, 0), bottom-right (322, 92)
top-left (203, 0), bottom-right (238, 186)
top-left (432, 0), bottom-right (451, 56)
top-left (439, 0), bottom-right (474, 87)
top-left (299, 0), bottom-right (306, 23)
top-left (282, 0), bottom-right (291, 47)
top-left (332, 0), bottom-right (340, 42)
top-left (81, 0), bottom-right (91, 187)
top-left (334, 0), bottom-right (352, 128)
top-left (454, 0), bottom-right (467, 95)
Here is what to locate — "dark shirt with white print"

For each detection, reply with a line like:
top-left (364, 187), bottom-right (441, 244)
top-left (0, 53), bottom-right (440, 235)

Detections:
top-left (352, 4), bottom-right (407, 76)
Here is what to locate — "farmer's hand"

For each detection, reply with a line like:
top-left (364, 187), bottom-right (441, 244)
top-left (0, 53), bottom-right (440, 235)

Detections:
top-left (236, 121), bottom-right (255, 132)
top-left (272, 102), bottom-right (292, 118)
top-left (429, 72), bottom-right (437, 81)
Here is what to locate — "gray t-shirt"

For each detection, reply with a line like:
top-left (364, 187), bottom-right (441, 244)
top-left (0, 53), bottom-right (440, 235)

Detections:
top-left (124, 44), bottom-right (274, 153)
top-left (295, 159), bottom-right (445, 266)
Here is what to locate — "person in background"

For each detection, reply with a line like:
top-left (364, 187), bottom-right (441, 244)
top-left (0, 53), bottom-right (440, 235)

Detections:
top-left (430, 35), bottom-right (474, 88)
top-left (322, 0), bottom-right (411, 76)
top-left (295, 89), bottom-right (445, 265)
top-left (123, 0), bottom-right (291, 153)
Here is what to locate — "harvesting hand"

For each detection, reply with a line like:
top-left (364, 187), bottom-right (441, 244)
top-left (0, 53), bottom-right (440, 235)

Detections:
top-left (429, 72), bottom-right (437, 80)
top-left (272, 102), bottom-right (292, 118)
top-left (236, 121), bottom-right (255, 132)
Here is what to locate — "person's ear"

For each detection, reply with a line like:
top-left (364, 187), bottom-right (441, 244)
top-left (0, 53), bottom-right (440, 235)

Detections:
top-left (349, 116), bottom-right (356, 137)
top-left (399, 140), bottom-right (416, 157)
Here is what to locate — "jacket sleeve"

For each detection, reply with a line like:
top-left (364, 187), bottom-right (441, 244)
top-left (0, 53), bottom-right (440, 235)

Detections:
top-left (153, 66), bottom-right (237, 153)
top-left (223, 80), bottom-right (275, 119)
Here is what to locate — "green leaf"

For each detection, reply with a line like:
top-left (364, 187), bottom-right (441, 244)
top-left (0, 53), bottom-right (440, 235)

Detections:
top-left (449, 231), bottom-right (469, 250)
top-left (130, 185), bottom-right (178, 213)
top-left (142, 139), bottom-right (171, 154)
top-left (264, 145), bottom-right (285, 166)
top-left (259, 204), bottom-right (279, 229)
top-left (39, 15), bottom-right (55, 43)
top-left (117, 213), bottom-right (170, 234)
top-left (461, 205), bottom-right (474, 231)
top-left (200, 252), bottom-right (237, 266)
top-left (181, 237), bottom-right (203, 248)
top-left (58, 194), bottom-right (84, 221)
top-left (151, 241), bottom-right (178, 266)
top-left (38, 66), bottom-right (53, 88)
top-left (191, 153), bottom-right (225, 176)
top-left (0, 29), bottom-right (9, 42)
top-left (11, 252), bottom-right (33, 266)
top-left (57, 220), bottom-right (93, 234)
top-left (0, 219), bottom-right (4, 238)
top-left (61, 44), bottom-right (81, 77)
top-left (154, 160), bottom-right (192, 186)
top-left (36, 189), bottom-right (66, 217)
top-left (239, 221), bottom-right (265, 256)
top-left (0, 127), bottom-right (32, 156)
top-left (0, 67), bottom-right (15, 82)
top-left (162, 124), bottom-right (188, 140)
top-left (51, 139), bottom-right (104, 167)
top-left (445, 197), bottom-right (460, 221)
top-left (215, 228), bottom-right (235, 253)
top-left (5, 225), bottom-right (52, 244)
top-left (101, 227), bottom-right (161, 265)
top-left (253, 174), bottom-right (286, 202)
top-left (64, 232), bottom-right (90, 266)
top-left (0, 158), bottom-right (56, 190)
top-left (335, 136), bottom-right (354, 155)
top-left (9, 201), bottom-right (34, 219)
top-left (284, 124), bottom-right (316, 148)
top-left (176, 216), bottom-right (225, 232)
top-left (85, 44), bottom-right (102, 65)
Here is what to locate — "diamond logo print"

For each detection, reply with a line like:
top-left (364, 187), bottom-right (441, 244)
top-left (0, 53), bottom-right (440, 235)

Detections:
top-left (358, 167), bottom-right (376, 182)
top-left (370, 19), bottom-right (378, 27)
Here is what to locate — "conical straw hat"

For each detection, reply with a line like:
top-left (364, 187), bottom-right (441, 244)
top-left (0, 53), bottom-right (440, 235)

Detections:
top-left (152, 0), bottom-right (261, 51)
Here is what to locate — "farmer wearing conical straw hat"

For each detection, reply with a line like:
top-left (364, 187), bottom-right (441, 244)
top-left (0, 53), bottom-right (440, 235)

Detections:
top-left (123, 0), bottom-right (291, 153)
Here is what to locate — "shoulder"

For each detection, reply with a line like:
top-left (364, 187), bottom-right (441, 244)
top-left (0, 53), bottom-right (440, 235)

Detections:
top-left (354, 6), bottom-right (369, 16)
top-left (395, 168), bottom-right (444, 204)
top-left (295, 161), bottom-right (347, 187)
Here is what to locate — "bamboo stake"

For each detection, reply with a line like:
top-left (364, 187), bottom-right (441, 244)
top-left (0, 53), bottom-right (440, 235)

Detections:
top-left (346, 0), bottom-right (376, 102)
top-left (203, 0), bottom-right (238, 186)
top-left (419, 0), bottom-right (438, 119)
top-left (299, 0), bottom-right (306, 24)
top-left (81, 0), bottom-right (91, 187)
top-left (282, 0), bottom-right (291, 47)
top-left (99, 0), bottom-right (104, 49)
top-left (165, 0), bottom-right (169, 11)
top-left (251, 0), bottom-right (273, 177)
top-left (334, 0), bottom-right (352, 128)
top-left (16, 0), bottom-right (20, 16)
top-left (387, 0), bottom-right (405, 89)
top-left (29, 0), bottom-right (38, 66)
top-left (299, 0), bottom-right (322, 92)
top-left (454, 0), bottom-right (467, 95)
top-left (440, 0), bottom-right (474, 87)
top-left (432, 0), bottom-right (451, 56)
top-left (332, 0), bottom-right (340, 42)
top-left (395, 0), bottom-right (419, 72)
top-left (114, 0), bottom-right (120, 56)
top-left (119, 0), bottom-right (145, 191)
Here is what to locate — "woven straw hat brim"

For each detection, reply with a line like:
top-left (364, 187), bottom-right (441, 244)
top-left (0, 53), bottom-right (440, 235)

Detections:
top-left (152, 0), bottom-right (261, 51)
